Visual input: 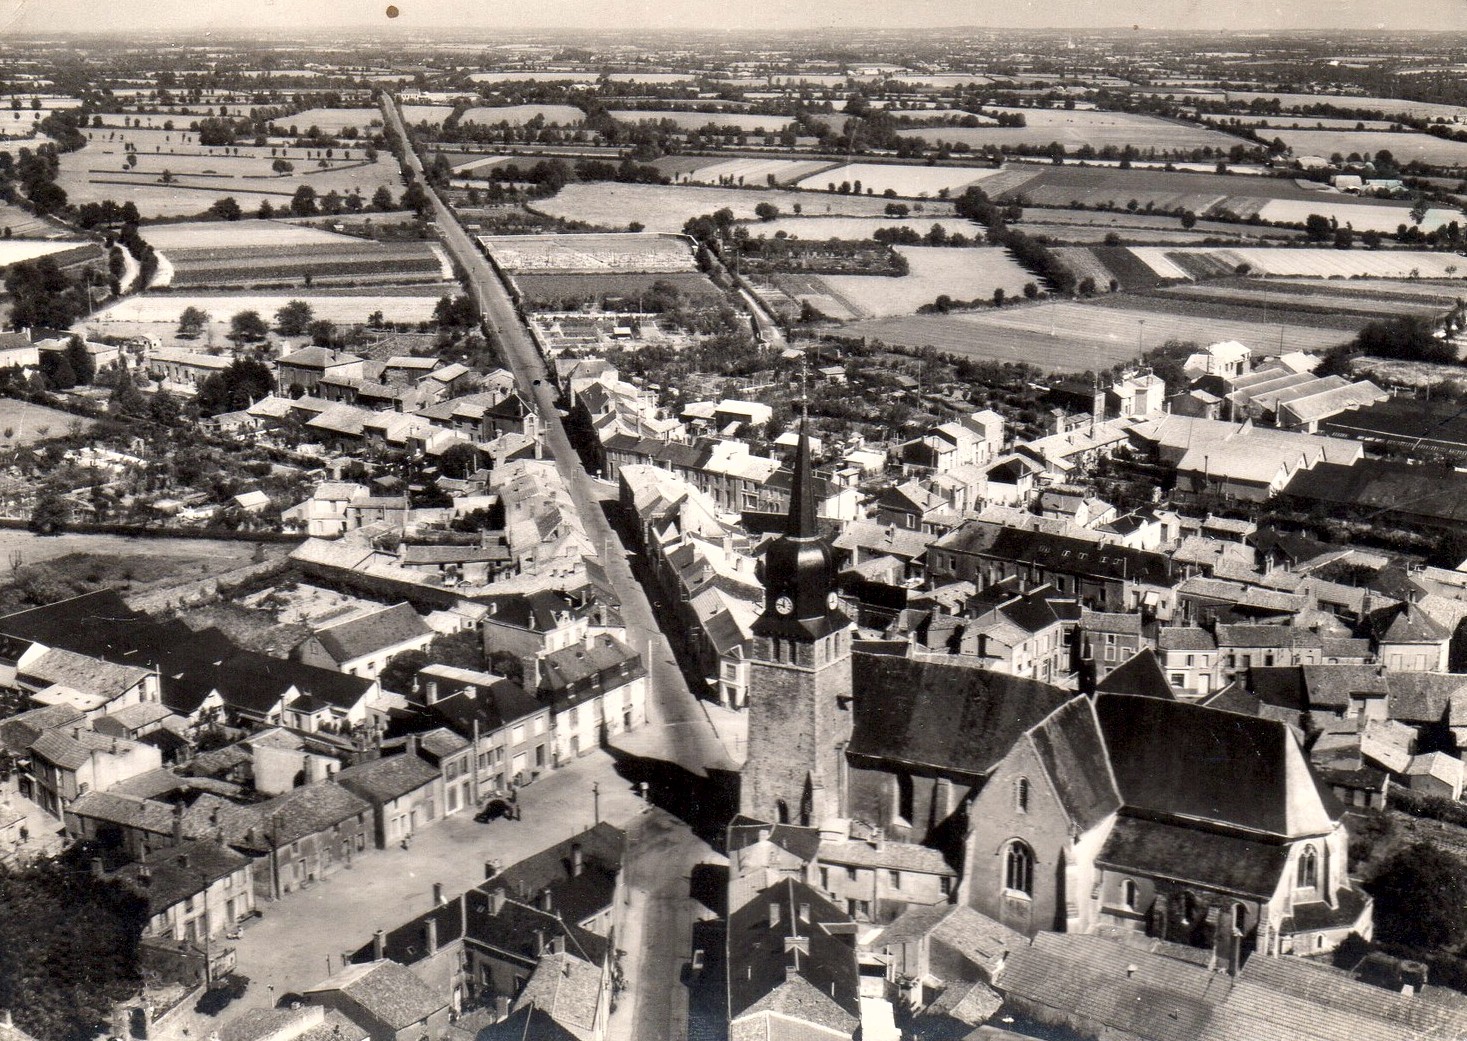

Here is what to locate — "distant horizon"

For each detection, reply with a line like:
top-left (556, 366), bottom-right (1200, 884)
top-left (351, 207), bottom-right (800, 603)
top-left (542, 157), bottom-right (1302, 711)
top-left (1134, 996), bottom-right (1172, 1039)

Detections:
top-left (4, 0), bottom-right (1467, 37)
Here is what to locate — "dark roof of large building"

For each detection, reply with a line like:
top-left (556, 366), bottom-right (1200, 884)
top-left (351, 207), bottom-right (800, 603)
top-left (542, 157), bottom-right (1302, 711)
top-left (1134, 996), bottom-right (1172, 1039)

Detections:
top-left (308, 603), bottom-right (431, 664)
top-left (490, 822), bottom-right (625, 928)
top-left (1286, 460), bottom-right (1467, 528)
top-left (429, 678), bottom-right (544, 736)
top-left (114, 840), bottom-right (251, 915)
top-left (1096, 648), bottom-right (1175, 701)
top-left (1096, 815), bottom-right (1291, 899)
top-left (1095, 694), bottom-right (1341, 839)
top-left (303, 959), bottom-right (444, 1031)
top-left (1026, 698), bottom-right (1121, 832)
top-left (727, 878), bottom-right (860, 1033)
top-left (849, 654), bottom-right (1076, 781)
top-left (334, 752), bottom-right (440, 805)
top-left (983, 527), bottom-right (1178, 587)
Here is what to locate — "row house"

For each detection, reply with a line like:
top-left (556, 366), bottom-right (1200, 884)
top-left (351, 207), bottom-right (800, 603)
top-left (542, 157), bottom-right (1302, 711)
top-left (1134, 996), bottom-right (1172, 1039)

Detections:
top-left (531, 634), bottom-right (647, 763)
top-left (27, 726), bottom-right (163, 816)
top-left (422, 665), bottom-right (553, 792)
top-left (294, 602), bottom-right (435, 683)
top-left (334, 745), bottom-right (445, 849)
top-left (114, 839), bottom-right (256, 945)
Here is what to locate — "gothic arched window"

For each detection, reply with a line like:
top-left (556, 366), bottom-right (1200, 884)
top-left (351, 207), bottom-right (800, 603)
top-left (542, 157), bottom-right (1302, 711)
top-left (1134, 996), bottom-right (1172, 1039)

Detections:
top-left (1297, 846), bottom-right (1317, 888)
top-left (1122, 878), bottom-right (1138, 911)
top-left (1005, 841), bottom-right (1034, 896)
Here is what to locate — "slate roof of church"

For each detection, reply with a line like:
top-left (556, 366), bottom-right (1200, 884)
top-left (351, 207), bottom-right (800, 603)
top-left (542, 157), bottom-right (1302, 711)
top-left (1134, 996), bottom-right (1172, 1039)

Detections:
top-left (849, 653), bottom-right (1076, 781)
top-left (1096, 816), bottom-right (1291, 899)
top-left (1026, 698), bottom-right (1121, 832)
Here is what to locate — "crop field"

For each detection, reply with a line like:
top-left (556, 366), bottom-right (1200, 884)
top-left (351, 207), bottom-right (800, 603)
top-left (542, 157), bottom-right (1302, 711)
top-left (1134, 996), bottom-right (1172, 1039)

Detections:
top-left (143, 219), bottom-right (358, 249)
top-left (0, 399), bottom-right (95, 446)
top-left (0, 202), bottom-right (67, 239)
top-left (1266, 129), bottom-right (1467, 168)
top-left (794, 162), bottom-right (1001, 199)
top-left (607, 110), bottom-right (794, 133)
top-left (399, 105), bottom-right (455, 126)
top-left (164, 240), bottom-right (448, 289)
top-left (513, 271), bottom-right (725, 309)
top-left (481, 232), bottom-right (696, 273)
top-left (90, 107), bottom-right (265, 127)
top-left (901, 113), bottom-right (1243, 154)
top-left (819, 245), bottom-right (1032, 317)
top-left (468, 72), bottom-right (592, 83)
top-left (841, 299), bottom-right (1353, 371)
top-left (277, 108), bottom-right (383, 134)
top-left (1016, 223), bottom-right (1244, 245)
top-left (1223, 92), bottom-right (1467, 121)
top-left (1209, 115), bottom-right (1401, 131)
top-left (1156, 281), bottom-right (1454, 320)
top-left (1130, 246), bottom-right (1467, 281)
top-left (529, 182), bottom-right (946, 233)
top-left (670, 157), bottom-right (837, 186)
top-left (0, 239), bottom-right (95, 265)
top-left (59, 128), bottom-right (403, 218)
top-left (460, 104), bottom-right (585, 126)
top-left (1268, 277), bottom-right (1467, 302)
top-left (742, 215), bottom-right (966, 239)
top-left (1254, 198), bottom-right (1457, 234)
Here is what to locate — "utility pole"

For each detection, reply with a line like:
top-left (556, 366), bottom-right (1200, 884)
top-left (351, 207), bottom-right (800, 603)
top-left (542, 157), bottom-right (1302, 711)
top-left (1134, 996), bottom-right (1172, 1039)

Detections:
top-left (592, 781), bottom-right (600, 825)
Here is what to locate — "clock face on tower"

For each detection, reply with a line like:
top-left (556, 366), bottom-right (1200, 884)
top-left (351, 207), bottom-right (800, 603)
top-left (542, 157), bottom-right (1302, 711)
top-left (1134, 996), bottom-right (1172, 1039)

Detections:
top-left (827, 592), bottom-right (839, 610)
top-left (775, 595), bottom-right (794, 615)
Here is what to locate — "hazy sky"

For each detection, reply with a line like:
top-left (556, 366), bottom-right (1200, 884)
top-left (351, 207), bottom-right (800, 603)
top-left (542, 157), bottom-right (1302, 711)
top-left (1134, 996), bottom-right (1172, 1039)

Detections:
top-left (3, 0), bottom-right (1467, 34)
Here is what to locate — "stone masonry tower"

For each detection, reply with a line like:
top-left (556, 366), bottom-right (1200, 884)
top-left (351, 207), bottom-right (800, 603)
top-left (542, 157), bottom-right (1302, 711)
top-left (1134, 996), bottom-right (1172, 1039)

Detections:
top-left (740, 418), bottom-right (853, 828)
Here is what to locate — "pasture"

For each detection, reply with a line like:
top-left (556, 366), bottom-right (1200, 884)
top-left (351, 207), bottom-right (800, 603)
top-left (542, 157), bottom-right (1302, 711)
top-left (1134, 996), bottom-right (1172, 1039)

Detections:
top-left (399, 106), bottom-right (455, 127)
top-left (666, 157), bottom-right (836, 186)
top-left (741, 216), bottom-right (964, 239)
top-left (1255, 198), bottom-right (1457, 234)
top-left (481, 232), bottom-right (696, 273)
top-left (0, 240), bottom-right (94, 265)
top-left (1223, 92), bottom-right (1467, 122)
top-left (795, 162), bottom-right (1001, 199)
top-left (0, 399), bottom-right (94, 446)
top-left (143, 220), bottom-right (357, 249)
top-left (459, 105), bottom-right (585, 126)
top-left (841, 299), bottom-right (1353, 371)
top-left (90, 289), bottom-right (453, 326)
top-left (513, 271), bottom-right (724, 309)
top-left (277, 108), bottom-right (383, 134)
top-left (59, 127), bottom-right (404, 219)
top-left (902, 112), bottom-right (1244, 154)
top-left (530, 182), bottom-right (946, 234)
top-left (820, 245), bottom-right (1033, 317)
top-left (1266, 129), bottom-right (1467, 168)
top-left (607, 110), bottom-right (795, 133)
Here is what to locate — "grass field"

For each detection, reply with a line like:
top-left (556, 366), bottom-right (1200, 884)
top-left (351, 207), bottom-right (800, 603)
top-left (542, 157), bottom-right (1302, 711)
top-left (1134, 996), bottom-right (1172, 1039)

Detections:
top-left (278, 108), bottom-right (383, 134)
top-left (460, 104), bottom-right (585, 126)
top-left (1255, 198), bottom-right (1457, 234)
top-left (1223, 92), bottom-right (1467, 122)
top-left (1209, 115), bottom-right (1401, 131)
top-left (742, 215), bottom-right (963, 238)
top-left (0, 202), bottom-right (68, 239)
top-left (1131, 246), bottom-right (1467, 280)
top-left (842, 298), bottom-right (1353, 370)
top-left (902, 113), bottom-right (1243, 154)
top-left (530, 182), bottom-right (947, 233)
top-left (0, 400), bottom-right (95, 446)
top-left (608, 110), bottom-right (793, 133)
top-left (1267, 128), bottom-right (1467, 167)
top-left (1157, 281), bottom-right (1453, 320)
top-left (820, 245), bottom-right (1032, 317)
top-left (63, 127), bottom-right (404, 219)
top-left (144, 219), bottom-right (360, 249)
top-left (92, 289), bottom-right (452, 325)
top-left (513, 271), bottom-right (724, 308)
top-left (795, 162), bottom-right (1002, 198)
top-left (481, 232), bottom-right (695, 273)
top-left (667, 157), bottom-right (837, 186)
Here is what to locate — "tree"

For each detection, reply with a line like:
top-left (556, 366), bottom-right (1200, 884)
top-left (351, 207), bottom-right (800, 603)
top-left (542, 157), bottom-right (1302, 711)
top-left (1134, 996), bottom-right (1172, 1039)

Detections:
top-left (209, 196), bottom-right (242, 221)
top-left (64, 336), bottom-right (95, 386)
top-left (109, 372), bottom-right (145, 416)
top-left (1304, 213), bottom-right (1333, 242)
top-left (753, 201), bottom-right (780, 221)
top-left (274, 300), bottom-right (314, 337)
top-left (271, 158), bottom-right (294, 175)
top-left (400, 182), bottom-right (430, 215)
top-left (149, 388), bottom-right (182, 427)
top-left (228, 310), bottom-right (269, 344)
top-left (290, 185), bottom-right (318, 217)
top-left (0, 855), bottom-right (150, 1041)
top-left (379, 649), bottom-right (428, 695)
top-left (1372, 841), bottom-right (1467, 949)
top-left (371, 185), bottom-right (395, 211)
top-left (307, 318), bottom-right (337, 346)
top-left (439, 442), bottom-right (480, 479)
top-left (1334, 226), bottom-right (1354, 250)
top-left (194, 357), bottom-right (274, 417)
top-left (434, 294), bottom-right (478, 329)
top-left (5, 258), bottom-right (88, 329)
top-left (27, 492), bottom-right (69, 534)
top-left (177, 306), bottom-right (209, 339)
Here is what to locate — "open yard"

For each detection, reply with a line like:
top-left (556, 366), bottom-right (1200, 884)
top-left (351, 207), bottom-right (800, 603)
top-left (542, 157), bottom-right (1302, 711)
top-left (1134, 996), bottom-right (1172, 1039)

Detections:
top-left (841, 298), bottom-right (1354, 370)
top-left (481, 232), bottom-right (696, 273)
top-left (531, 182), bottom-right (951, 234)
top-left (795, 162), bottom-right (1003, 199)
top-left (902, 111), bottom-right (1244, 154)
top-left (0, 400), bottom-right (95, 446)
top-left (459, 104), bottom-right (585, 126)
top-left (1267, 128), bottom-right (1467, 167)
top-left (821, 245), bottom-right (1033, 317)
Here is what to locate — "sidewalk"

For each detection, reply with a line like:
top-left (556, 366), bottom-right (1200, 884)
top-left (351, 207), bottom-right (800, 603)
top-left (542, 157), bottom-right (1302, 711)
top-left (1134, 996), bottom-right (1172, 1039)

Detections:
top-left (0, 781), bottom-right (65, 865)
top-left (149, 748), bottom-right (653, 1041)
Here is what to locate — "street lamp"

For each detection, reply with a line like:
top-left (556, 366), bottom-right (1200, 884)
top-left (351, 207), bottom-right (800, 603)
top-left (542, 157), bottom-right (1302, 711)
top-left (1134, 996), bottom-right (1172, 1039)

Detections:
top-left (592, 781), bottom-right (600, 825)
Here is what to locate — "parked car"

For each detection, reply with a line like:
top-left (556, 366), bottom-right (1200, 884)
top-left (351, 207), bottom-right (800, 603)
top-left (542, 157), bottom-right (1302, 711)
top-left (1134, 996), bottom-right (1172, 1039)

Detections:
top-left (475, 797), bottom-right (515, 823)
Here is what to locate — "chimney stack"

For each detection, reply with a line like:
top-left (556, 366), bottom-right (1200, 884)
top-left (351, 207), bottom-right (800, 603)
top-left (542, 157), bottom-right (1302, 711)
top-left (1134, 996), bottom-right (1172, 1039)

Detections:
top-left (425, 917), bottom-right (438, 956)
top-left (534, 929), bottom-right (545, 957)
top-left (433, 882), bottom-right (445, 906)
top-left (540, 887), bottom-right (553, 912)
top-left (406, 734), bottom-right (419, 758)
top-left (372, 929), bottom-right (385, 960)
top-left (571, 844), bottom-right (583, 878)
top-left (172, 802), bottom-right (185, 844)
top-left (485, 859), bottom-right (499, 881)
top-left (90, 857), bottom-right (104, 878)
top-left (489, 887), bottom-right (506, 916)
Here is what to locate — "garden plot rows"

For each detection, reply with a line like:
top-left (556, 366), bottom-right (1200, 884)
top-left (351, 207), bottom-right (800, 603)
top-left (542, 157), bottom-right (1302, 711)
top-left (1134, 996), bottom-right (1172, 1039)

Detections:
top-left (529, 182), bottom-right (942, 234)
top-left (1130, 247), bottom-right (1467, 280)
top-left (164, 240), bottom-right (449, 289)
top-left (841, 299), bottom-right (1353, 371)
top-left (607, 110), bottom-right (794, 133)
top-left (795, 162), bottom-right (1001, 199)
top-left (459, 105), bottom-right (585, 126)
top-left (0, 202), bottom-right (69, 239)
top-left (481, 232), bottom-right (696, 273)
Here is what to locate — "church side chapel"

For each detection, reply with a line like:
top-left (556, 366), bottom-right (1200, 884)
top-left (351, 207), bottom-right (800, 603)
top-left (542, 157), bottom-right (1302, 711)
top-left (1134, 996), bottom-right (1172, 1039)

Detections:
top-left (732, 419), bottom-right (1372, 968)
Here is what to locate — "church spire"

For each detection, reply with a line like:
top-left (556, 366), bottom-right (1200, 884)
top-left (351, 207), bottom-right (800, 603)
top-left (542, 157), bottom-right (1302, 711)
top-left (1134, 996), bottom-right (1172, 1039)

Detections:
top-left (789, 404), bottom-right (816, 539)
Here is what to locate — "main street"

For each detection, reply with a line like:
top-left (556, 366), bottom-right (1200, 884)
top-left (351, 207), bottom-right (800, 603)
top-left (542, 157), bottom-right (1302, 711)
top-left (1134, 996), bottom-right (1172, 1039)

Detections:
top-left (379, 95), bottom-right (741, 1041)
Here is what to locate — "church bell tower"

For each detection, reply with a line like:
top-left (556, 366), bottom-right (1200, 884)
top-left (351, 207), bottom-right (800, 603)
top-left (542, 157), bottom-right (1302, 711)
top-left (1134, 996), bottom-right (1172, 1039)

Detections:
top-left (740, 419), bottom-right (852, 828)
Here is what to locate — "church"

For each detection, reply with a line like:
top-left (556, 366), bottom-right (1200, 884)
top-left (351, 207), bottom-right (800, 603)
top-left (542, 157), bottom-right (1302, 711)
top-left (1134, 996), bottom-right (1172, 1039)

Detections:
top-left (734, 423), bottom-right (1372, 965)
